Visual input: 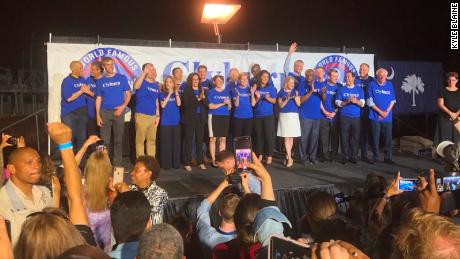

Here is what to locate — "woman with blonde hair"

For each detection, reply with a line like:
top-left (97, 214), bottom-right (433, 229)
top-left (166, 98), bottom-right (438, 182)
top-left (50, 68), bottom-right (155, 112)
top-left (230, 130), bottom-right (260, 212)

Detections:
top-left (277, 76), bottom-right (301, 167)
top-left (159, 76), bottom-right (182, 169)
top-left (83, 151), bottom-right (113, 252)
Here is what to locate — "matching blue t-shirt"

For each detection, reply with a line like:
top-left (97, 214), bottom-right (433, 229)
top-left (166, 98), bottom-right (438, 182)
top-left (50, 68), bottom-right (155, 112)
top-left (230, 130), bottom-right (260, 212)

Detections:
top-left (60, 75), bottom-right (87, 117)
top-left (200, 79), bottom-right (213, 91)
top-left (207, 88), bottom-right (231, 116)
top-left (355, 76), bottom-right (375, 100)
top-left (277, 88), bottom-right (299, 113)
top-left (368, 80), bottom-right (396, 122)
top-left (321, 82), bottom-right (341, 121)
top-left (336, 85), bottom-right (365, 118)
top-left (287, 72), bottom-right (305, 90)
top-left (135, 79), bottom-right (160, 116)
top-left (85, 76), bottom-right (99, 118)
top-left (231, 85), bottom-right (253, 119)
top-left (95, 73), bottom-right (130, 110)
top-left (159, 92), bottom-right (180, 126)
top-left (298, 82), bottom-right (322, 120)
top-left (254, 85), bottom-right (277, 117)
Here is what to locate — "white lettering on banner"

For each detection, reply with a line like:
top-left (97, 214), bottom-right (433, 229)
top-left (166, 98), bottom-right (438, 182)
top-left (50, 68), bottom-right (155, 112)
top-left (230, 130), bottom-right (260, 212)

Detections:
top-left (375, 89), bottom-right (391, 95)
top-left (102, 81), bottom-right (121, 88)
top-left (47, 43), bottom-right (374, 122)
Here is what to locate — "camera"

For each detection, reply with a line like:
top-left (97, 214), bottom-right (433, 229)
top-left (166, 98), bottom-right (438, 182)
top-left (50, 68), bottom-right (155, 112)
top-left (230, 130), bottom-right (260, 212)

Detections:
top-left (227, 171), bottom-right (242, 185)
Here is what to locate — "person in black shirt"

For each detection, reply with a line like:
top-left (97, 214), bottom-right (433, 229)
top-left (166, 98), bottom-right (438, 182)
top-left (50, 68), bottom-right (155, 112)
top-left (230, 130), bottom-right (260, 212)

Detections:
top-left (434, 72), bottom-right (460, 146)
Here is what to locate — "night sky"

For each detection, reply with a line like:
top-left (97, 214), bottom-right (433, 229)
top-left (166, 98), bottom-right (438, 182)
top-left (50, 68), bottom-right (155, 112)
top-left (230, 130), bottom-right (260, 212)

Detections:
top-left (0, 0), bottom-right (457, 73)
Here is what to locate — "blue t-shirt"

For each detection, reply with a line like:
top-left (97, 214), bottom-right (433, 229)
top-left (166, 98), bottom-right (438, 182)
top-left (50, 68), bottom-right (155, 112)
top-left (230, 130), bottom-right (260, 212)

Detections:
top-left (254, 85), bottom-right (277, 117)
top-left (368, 80), bottom-right (396, 122)
top-left (225, 81), bottom-right (237, 93)
top-left (298, 82), bottom-right (322, 119)
top-left (207, 88), bottom-right (231, 116)
top-left (95, 73), bottom-right (130, 110)
top-left (178, 82), bottom-right (186, 96)
top-left (200, 79), bottom-right (213, 91)
top-left (193, 89), bottom-right (201, 114)
top-left (336, 85), bottom-right (364, 118)
top-left (321, 82), bottom-right (340, 121)
top-left (60, 75), bottom-right (87, 117)
top-left (231, 85), bottom-right (253, 119)
top-left (135, 80), bottom-right (160, 116)
top-left (277, 88), bottom-right (299, 113)
top-left (85, 76), bottom-right (99, 118)
top-left (288, 72), bottom-right (305, 90)
top-left (159, 92), bottom-right (181, 126)
top-left (355, 76), bottom-right (374, 100)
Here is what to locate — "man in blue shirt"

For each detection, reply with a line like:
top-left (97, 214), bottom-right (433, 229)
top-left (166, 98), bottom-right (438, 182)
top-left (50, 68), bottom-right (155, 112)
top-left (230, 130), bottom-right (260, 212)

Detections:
top-left (367, 68), bottom-right (396, 164)
top-left (284, 42), bottom-right (305, 89)
top-left (355, 63), bottom-right (375, 163)
top-left (198, 65), bottom-right (213, 91)
top-left (298, 69), bottom-right (322, 165)
top-left (133, 63), bottom-right (160, 158)
top-left (336, 72), bottom-right (365, 164)
top-left (319, 69), bottom-right (340, 162)
top-left (95, 57), bottom-right (131, 167)
top-left (197, 178), bottom-right (240, 257)
top-left (60, 61), bottom-right (91, 151)
top-left (85, 61), bottom-right (103, 136)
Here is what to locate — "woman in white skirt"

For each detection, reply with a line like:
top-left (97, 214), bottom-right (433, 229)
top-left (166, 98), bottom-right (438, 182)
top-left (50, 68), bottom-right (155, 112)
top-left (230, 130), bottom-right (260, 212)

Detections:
top-left (277, 76), bottom-right (301, 167)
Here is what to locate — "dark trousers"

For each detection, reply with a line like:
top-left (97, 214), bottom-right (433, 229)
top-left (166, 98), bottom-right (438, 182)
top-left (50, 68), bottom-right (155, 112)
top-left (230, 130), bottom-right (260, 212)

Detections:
top-left (61, 107), bottom-right (87, 152)
top-left (254, 115), bottom-right (275, 157)
top-left (232, 118), bottom-right (254, 138)
top-left (360, 109), bottom-right (371, 158)
top-left (299, 118), bottom-right (320, 161)
top-left (183, 114), bottom-right (205, 166)
top-left (87, 117), bottom-right (99, 137)
top-left (340, 116), bottom-right (361, 161)
top-left (320, 119), bottom-right (339, 160)
top-left (100, 109), bottom-right (124, 167)
top-left (371, 120), bottom-right (393, 160)
top-left (160, 125), bottom-right (181, 169)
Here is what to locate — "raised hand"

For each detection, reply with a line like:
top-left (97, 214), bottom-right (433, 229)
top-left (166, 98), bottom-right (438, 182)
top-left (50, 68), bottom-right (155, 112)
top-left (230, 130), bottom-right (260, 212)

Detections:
top-left (288, 42), bottom-right (298, 54)
top-left (47, 122), bottom-right (72, 145)
top-left (0, 133), bottom-right (12, 149)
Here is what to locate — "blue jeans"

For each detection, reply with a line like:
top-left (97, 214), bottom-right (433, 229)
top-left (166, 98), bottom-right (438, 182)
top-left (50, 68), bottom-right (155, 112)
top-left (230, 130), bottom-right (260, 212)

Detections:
top-left (61, 107), bottom-right (87, 152)
top-left (371, 120), bottom-right (393, 160)
top-left (299, 118), bottom-right (320, 161)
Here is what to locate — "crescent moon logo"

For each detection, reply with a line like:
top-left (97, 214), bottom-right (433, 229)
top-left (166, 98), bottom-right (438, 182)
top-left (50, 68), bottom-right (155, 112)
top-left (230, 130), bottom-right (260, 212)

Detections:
top-left (387, 66), bottom-right (395, 80)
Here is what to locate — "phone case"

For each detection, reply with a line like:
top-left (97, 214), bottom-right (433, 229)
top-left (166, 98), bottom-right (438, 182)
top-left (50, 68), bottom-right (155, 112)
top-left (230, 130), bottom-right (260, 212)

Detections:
top-left (113, 167), bottom-right (124, 185)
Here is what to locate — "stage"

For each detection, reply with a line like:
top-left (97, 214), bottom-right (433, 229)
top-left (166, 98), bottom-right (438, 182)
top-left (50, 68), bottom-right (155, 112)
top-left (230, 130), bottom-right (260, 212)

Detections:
top-left (121, 151), bottom-right (444, 227)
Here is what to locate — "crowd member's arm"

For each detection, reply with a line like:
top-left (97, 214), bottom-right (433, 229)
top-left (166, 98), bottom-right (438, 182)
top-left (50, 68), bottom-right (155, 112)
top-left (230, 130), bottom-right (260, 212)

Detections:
top-left (114, 90), bottom-right (131, 117)
top-left (0, 134), bottom-right (12, 186)
top-left (52, 175), bottom-right (61, 208)
top-left (16, 136), bottom-right (25, 148)
top-left (311, 240), bottom-right (369, 259)
top-left (283, 42), bottom-right (297, 75)
top-left (233, 89), bottom-right (240, 107)
top-left (175, 89), bottom-right (181, 107)
top-left (418, 169), bottom-right (441, 214)
top-left (0, 217), bottom-right (13, 259)
top-left (247, 152), bottom-right (275, 201)
top-left (160, 93), bottom-right (172, 108)
top-left (47, 122), bottom-right (89, 226)
top-left (320, 86), bottom-right (327, 101)
top-left (294, 91), bottom-right (301, 106)
top-left (154, 98), bottom-right (160, 126)
top-left (250, 85), bottom-right (257, 107)
top-left (438, 97), bottom-right (459, 120)
top-left (65, 87), bottom-right (86, 102)
top-left (264, 92), bottom-right (277, 104)
top-left (240, 173), bottom-right (251, 194)
top-left (75, 135), bottom-right (101, 166)
top-left (134, 66), bottom-right (148, 90)
top-left (278, 93), bottom-right (291, 109)
top-left (369, 172), bottom-right (403, 224)
top-left (300, 84), bottom-right (315, 104)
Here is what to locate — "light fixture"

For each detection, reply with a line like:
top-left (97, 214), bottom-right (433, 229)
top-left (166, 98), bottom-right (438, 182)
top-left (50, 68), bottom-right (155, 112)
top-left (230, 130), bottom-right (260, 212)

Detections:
top-left (201, 1), bottom-right (241, 44)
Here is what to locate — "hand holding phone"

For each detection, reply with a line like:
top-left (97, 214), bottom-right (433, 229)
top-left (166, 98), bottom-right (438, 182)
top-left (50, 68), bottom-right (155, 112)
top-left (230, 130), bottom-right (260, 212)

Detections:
top-left (398, 178), bottom-right (420, 191)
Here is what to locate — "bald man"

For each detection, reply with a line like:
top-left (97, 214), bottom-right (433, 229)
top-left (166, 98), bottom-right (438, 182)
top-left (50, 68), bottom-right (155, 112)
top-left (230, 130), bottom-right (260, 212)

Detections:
top-left (367, 68), bottom-right (396, 164)
top-left (61, 61), bottom-right (91, 151)
top-left (0, 147), bottom-right (53, 244)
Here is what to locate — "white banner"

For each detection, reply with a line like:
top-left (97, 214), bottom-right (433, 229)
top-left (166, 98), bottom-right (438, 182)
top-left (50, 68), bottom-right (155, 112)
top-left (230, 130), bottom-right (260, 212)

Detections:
top-left (47, 43), bottom-right (374, 122)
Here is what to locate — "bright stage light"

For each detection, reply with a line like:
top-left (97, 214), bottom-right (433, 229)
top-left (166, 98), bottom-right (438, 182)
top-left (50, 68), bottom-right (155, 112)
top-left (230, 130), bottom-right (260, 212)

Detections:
top-left (201, 3), bottom-right (241, 24)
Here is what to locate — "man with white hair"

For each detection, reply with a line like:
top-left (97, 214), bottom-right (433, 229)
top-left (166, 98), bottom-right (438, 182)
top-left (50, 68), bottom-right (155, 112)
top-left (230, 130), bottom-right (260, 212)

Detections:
top-left (355, 63), bottom-right (375, 163)
top-left (284, 42), bottom-right (305, 89)
top-left (367, 68), bottom-right (396, 164)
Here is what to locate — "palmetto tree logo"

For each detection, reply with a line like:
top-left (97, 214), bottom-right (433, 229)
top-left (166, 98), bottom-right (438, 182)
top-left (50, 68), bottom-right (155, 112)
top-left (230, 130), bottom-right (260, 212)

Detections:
top-left (401, 74), bottom-right (425, 106)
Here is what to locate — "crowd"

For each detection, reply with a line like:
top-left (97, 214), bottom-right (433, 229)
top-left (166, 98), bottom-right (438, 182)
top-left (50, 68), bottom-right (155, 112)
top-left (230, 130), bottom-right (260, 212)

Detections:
top-left (0, 123), bottom-right (459, 259)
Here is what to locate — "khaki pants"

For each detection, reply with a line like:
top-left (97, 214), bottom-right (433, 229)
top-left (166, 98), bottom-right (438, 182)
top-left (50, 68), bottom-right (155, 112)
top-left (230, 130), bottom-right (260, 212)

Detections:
top-left (135, 113), bottom-right (158, 158)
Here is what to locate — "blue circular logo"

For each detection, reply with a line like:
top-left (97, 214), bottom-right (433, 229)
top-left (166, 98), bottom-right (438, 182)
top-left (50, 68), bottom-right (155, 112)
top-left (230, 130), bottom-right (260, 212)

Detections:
top-left (79, 47), bottom-right (142, 85)
top-left (314, 55), bottom-right (358, 83)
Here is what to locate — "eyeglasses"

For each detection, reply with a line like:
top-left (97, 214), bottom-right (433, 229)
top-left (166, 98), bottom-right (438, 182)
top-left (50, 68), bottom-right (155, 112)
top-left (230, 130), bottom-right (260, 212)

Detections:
top-left (27, 210), bottom-right (70, 220)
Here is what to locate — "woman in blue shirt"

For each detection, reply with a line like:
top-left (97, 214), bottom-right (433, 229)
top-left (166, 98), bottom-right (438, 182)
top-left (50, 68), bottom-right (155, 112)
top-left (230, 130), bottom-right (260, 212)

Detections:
top-left (277, 76), bottom-right (301, 167)
top-left (253, 70), bottom-right (277, 165)
top-left (232, 72), bottom-right (255, 138)
top-left (159, 76), bottom-right (182, 169)
top-left (207, 75), bottom-right (232, 167)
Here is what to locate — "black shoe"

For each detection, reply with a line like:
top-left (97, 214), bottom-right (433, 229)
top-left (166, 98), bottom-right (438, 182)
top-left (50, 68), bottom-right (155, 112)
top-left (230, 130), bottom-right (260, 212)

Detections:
top-left (384, 159), bottom-right (395, 165)
top-left (350, 159), bottom-right (357, 164)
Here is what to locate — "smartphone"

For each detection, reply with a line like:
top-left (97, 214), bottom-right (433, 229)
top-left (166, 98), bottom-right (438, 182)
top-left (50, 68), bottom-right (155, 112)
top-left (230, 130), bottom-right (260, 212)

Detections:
top-left (334, 193), bottom-right (345, 204)
top-left (234, 136), bottom-right (252, 172)
top-left (5, 219), bottom-right (11, 241)
top-left (398, 178), bottom-right (420, 191)
top-left (6, 137), bottom-right (17, 146)
top-left (442, 176), bottom-right (460, 191)
top-left (269, 234), bottom-right (311, 259)
top-left (113, 167), bottom-right (124, 185)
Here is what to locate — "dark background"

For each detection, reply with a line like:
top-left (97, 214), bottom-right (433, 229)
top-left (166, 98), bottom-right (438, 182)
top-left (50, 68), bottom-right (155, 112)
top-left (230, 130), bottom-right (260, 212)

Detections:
top-left (0, 0), bottom-right (457, 72)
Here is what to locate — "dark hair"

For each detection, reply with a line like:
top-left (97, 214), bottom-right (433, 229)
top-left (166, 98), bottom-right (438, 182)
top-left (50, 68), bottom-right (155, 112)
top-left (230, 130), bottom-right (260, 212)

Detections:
top-left (142, 63), bottom-right (153, 71)
top-left (136, 155), bottom-right (161, 181)
top-left (110, 191), bottom-right (151, 243)
top-left (172, 67), bottom-right (182, 75)
top-left (257, 70), bottom-right (271, 87)
top-left (215, 150), bottom-right (234, 163)
top-left (91, 61), bottom-right (103, 73)
top-left (170, 213), bottom-right (193, 242)
top-left (185, 72), bottom-right (201, 92)
top-left (137, 223), bottom-right (184, 259)
top-left (197, 65), bottom-right (207, 71)
top-left (234, 193), bottom-right (262, 248)
top-left (447, 72), bottom-right (459, 80)
top-left (328, 69), bottom-right (339, 76)
top-left (212, 75), bottom-right (224, 83)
